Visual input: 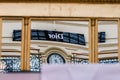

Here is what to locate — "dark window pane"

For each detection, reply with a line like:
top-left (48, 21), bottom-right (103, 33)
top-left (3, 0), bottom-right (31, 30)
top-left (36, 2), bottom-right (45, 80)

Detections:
top-left (38, 30), bottom-right (46, 40)
top-left (79, 34), bottom-right (86, 45)
top-left (31, 30), bottom-right (39, 40)
top-left (70, 39), bottom-right (78, 44)
top-left (12, 30), bottom-right (21, 41)
top-left (98, 32), bottom-right (106, 43)
top-left (63, 32), bottom-right (69, 37)
top-left (63, 37), bottom-right (69, 43)
top-left (38, 30), bottom-right (46, 37)
top-left (70, 33), bottom-right (78, 39)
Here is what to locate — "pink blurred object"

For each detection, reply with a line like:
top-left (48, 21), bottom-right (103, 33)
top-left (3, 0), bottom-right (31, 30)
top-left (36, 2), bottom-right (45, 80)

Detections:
top-left (0, 73), bottom-right (40, 80)
top-left (42, 64), bottom-right (120, 80)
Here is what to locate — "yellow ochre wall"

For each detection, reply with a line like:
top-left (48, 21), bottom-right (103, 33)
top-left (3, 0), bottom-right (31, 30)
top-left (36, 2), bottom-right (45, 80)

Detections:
top-left (0, 3), bottom-right (120, 17)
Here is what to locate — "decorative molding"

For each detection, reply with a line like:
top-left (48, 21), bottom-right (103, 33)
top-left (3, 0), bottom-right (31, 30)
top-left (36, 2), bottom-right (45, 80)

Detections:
top-left (1, 4), bottom-right (120, 17)
top-left (0, 0), bottom-right (120, 3)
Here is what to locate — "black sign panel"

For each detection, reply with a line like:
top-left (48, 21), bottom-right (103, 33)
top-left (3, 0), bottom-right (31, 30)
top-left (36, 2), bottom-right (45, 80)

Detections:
top-left (13, 30), bottom-right (87, 45)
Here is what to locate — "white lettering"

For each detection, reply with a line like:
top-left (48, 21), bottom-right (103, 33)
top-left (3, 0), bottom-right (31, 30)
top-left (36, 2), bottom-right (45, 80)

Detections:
top-left (48, 33), bottom-right (63, 39)
top-left (48, 34), bottom-right (52, 38)
top-left (52, 34), bottom-right (56, 38)
top-left (58, 34), bottom-right (63, 39)
top-left (55, 33), bottom-right (58, 39)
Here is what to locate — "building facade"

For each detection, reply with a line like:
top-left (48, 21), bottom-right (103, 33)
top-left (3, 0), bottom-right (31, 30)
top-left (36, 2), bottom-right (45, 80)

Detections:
top-left (0, 0), bottom-right (120, 72)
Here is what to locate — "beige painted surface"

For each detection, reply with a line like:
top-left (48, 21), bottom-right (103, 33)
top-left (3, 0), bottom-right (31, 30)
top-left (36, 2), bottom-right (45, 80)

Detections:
top-left (0, 3), bottom-right (120, 17)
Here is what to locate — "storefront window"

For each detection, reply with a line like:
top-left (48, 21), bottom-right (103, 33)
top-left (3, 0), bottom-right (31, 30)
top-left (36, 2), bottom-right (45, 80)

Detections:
top-left (97, 21), bottom-right (119, 64)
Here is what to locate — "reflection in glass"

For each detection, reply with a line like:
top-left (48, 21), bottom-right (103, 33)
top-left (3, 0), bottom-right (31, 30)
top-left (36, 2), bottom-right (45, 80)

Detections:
top-left (98, 21), bottom-right (118, 64)
top-left (31, 20), bottom-right (89, 65)
top-left (13, 30), bottom-right (86, 46)
top-left (1, 20), bottom-right (22, 72)
top-left (99, 58), bottom-right (118, 64)
top-left (71, 56), bottom-right (88, 64)
top-left (1, 55), bottom-right (41, 72)
top-left (30, 55), bottom-right (40, 72)
top-left (1, 57), bottom-right (20, 72)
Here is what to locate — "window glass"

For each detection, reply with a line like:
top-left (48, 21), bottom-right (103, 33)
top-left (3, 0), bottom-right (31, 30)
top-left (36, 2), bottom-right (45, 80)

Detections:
top-left (31, 20), bottom-right (89, 65)
top-left (97, 21), bottom-right (118, 64)
top-left (1, 20), bottom-right (22, 72)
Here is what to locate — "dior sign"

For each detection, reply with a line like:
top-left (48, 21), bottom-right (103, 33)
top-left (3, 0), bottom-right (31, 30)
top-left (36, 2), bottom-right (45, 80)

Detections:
top-left (13, 29), bottom-right (86, 46)
top-left (48, 33), bottom-right (63, 39)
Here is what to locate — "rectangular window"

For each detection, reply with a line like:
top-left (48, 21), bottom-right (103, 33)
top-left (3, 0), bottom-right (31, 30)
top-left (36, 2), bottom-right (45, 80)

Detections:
top-left (12, 30), bottom-right (21, 41)
top-left (31, 30), bottom-right (39, 40)
top-left (98, 32), bottom-right (106, 43)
